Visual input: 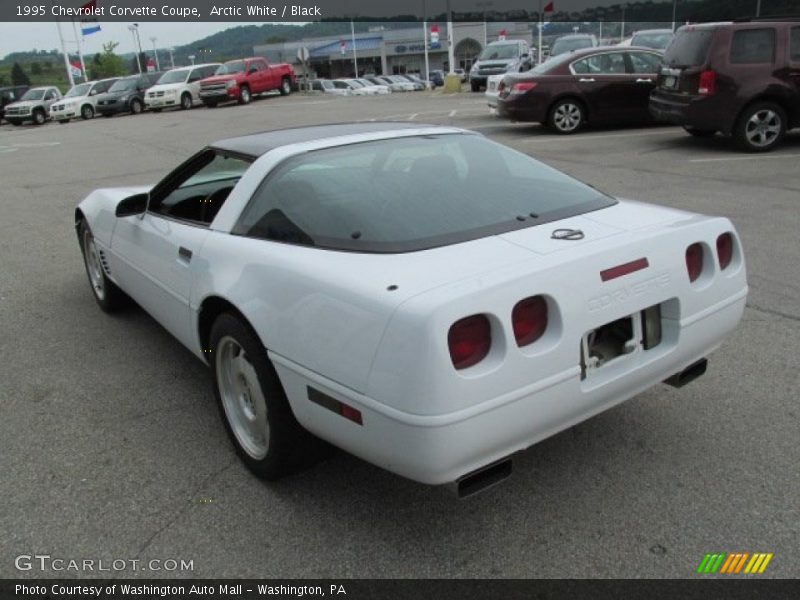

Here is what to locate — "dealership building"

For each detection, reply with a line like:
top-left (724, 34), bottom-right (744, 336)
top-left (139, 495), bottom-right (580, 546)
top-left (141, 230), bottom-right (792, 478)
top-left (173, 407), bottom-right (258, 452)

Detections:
top-left (253, 23), bottom-right (540, 79)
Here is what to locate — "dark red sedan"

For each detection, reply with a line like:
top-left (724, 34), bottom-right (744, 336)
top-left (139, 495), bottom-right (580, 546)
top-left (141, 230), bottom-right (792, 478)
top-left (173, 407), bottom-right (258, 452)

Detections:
top-left (495, 47), bottom-right (664, 133)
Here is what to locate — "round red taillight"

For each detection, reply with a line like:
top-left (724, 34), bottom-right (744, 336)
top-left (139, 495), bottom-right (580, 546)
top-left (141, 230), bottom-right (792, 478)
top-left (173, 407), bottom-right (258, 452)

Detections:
top-left (448, 315), bottom-right (491, 370)
top-left (512, 295), bottom-right (548, 347)
top-left (717, 233), bottom-right (733, 270)
top-left (686, 243), bottom-right (704, 283)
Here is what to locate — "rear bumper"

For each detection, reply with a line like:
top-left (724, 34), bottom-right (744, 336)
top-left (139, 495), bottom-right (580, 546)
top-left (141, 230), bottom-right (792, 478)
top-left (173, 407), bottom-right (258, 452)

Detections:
top-left (649, 91), bottom-right (734, 134)
top-left (273, 288), bottom-right (746, 485)
top-left (496, 97), bottom-right (546, 122)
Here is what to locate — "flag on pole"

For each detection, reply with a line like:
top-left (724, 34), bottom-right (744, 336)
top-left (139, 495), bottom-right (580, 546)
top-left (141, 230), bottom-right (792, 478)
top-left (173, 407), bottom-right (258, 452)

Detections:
top-left (80, 0), bottom-right (101, 35)
top-left (339, 40), bottom-right (346, 55)
top-left (430, 24), bottom-right (440, 49)
top-left (498, 29), bottom-right (507, 41)
top-left (543, 1), bottom-right (555, 16)
top-left (70, 60), bottom-right (83, 78)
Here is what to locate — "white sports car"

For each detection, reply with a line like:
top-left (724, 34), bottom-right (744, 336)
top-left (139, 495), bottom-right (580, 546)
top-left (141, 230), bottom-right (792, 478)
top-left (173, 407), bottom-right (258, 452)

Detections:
top-left (76, 124), bottom-right (747, 496)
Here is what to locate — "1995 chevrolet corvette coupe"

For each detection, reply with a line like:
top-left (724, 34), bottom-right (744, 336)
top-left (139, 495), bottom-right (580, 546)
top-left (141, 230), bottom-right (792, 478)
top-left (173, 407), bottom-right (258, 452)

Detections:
top-left (76, 123), bottom-right (748, 495)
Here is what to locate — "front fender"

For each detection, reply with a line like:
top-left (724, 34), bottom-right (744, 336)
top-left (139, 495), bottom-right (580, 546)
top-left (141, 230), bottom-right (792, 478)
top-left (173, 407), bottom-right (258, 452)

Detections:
top-left (76, 185), bottom-right (151, 248)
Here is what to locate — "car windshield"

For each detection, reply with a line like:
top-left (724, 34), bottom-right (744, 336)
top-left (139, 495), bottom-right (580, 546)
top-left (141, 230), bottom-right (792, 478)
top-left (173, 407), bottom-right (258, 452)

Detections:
top-left (109, 78), bottom-right (137, 92)
top-left (551, 37), bottom-right (593, 56)
top-left (632, 32), bottom-right (674, 49)
top-left (65, 83), bottom-right (92, 97)
top-left (663, 29), bottom-right (714, 67)
top-left (478, 44), bottom-right (519, 60)
top-left (20, 89), bottom-right (45, 101)
top-left (157, 69), bottom-right (190, 84)
top-left (235, 134), bottom-right (615, 253)
top-left (216, 60), bottom-right (246, 75)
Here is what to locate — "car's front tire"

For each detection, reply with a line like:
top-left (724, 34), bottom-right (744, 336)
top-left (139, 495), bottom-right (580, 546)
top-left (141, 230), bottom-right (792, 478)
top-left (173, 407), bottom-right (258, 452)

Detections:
top-left (81, 104), bottom-right (94, 120)
top-left (180, 93), bottom-right (192, 110)
top-left (129, 98), bottom-right (143, 114)
top-left (210, 313), bottom-right (328, 480)
top-left (32, 109), bottom-right (46, 125)
top-left (547, 98), bottom-right (585, 134)
top-left (470, 80), bottom-right (480, 92)
top-left (238, 86), bottom-right (251, 105)
top-left (78, 221), bottom-right (129, 312)
top-left (280, 77), bottom-right (292, 96)
top-left (734, 101), bottom-right (786, 152)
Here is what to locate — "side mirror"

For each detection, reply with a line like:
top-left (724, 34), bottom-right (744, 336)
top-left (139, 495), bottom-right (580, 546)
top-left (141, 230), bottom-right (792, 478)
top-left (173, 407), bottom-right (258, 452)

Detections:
top-left (116, 193), bottom-right (148, 218)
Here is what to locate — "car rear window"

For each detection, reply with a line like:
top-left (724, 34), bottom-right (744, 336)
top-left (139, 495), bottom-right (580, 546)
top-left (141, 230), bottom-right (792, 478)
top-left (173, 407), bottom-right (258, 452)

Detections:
top-left (730, 28), bottom-right (776, 64)
top-left (663, 29), bottom-right (714, 67)
top-left (790, 27), bottom-right (800, 61)
top-left (234, 134), bottom-right (615, 253)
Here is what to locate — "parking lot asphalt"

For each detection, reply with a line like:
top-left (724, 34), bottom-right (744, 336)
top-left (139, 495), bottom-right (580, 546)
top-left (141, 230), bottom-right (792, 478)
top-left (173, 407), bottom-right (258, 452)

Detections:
top-left (1, 91), bottom-right (798, 579)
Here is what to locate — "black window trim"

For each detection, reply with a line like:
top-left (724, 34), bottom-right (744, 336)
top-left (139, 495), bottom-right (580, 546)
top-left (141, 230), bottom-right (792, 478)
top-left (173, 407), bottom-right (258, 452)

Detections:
top-left (146, 146), bottom-right (254, 227)
top-left (230, 134), bottom-right (618, 255)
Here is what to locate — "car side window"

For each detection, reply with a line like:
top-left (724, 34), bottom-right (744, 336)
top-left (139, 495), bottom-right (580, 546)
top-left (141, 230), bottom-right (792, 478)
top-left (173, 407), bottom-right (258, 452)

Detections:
top-left (730, 28), bottom-right (776, 64)
top-left (572, 53), bottom-right (626, 74)
top-left (628, 51), bottom-right (661, 74)
top-left (44, 90), bottom-right (56, 100)
top-left (149, 150), bottom-right (251, 225)
top-left (791, 27), bottom-right (800, 62)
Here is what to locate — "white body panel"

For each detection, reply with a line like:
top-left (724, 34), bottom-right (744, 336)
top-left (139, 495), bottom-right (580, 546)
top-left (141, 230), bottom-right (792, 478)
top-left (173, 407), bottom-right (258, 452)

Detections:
top-left (76, 126), bottom-right (748, 485)
top-left (485, 75), bottom-right (504, 109)
top-left (50, 79), bottom-right (117, 121)
top-left (144, 64), bottom-right (221, 110)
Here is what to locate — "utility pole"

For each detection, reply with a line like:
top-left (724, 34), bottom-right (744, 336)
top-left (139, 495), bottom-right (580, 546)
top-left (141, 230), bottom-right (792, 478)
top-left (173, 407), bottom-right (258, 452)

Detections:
top-left (672, 0), bottom-right (678, 31)
top-left (446, 0), bottom-right (455, 74)
top-left (168, 47), bottom-right (175, 69)
top-left (55, 20), bottom-right (75, 87)
top-left (129, 25), bottom-right (142, 72)
top-left (538, 0), bottom-right (543, 66)
top-left (350, 20), bottom-right (358, 77)
top-left (756, 0), bottom-right (761, 16)
top-left (150, 37), bottom-right (160, 70)
top-left (422, 0), bottom-right (430, 85)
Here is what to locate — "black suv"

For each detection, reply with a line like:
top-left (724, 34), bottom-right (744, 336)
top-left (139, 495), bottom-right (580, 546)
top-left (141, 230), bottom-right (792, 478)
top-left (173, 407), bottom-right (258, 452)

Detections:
top-left (96, 72), bottom-right (163, 117)
top-left (650, 20), bottom-right (800, 151)
top-left (0, 85), bottom-right (29, 123)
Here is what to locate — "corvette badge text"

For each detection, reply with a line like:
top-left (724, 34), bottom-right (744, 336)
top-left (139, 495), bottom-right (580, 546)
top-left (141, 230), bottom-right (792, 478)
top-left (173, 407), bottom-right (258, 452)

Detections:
top-left (588, 272), bottom-right (670, 312)
top-left (14, 553), bottom-right (194, 573)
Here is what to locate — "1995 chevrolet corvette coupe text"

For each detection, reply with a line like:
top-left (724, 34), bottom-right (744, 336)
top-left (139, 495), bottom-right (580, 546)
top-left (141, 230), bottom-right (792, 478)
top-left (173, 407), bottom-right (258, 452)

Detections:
top-left (76, 123), bottom-right (748, 496)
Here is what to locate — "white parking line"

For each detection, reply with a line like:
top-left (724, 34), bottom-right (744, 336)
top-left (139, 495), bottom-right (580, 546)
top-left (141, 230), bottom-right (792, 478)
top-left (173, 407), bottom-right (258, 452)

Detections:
top-left (521, 129), bottom-right (678, 143)
top-left (449, 110), bottom-right (458, 117)
top-left (407, 113), bottom-right (419, 121)
top-left (689, 153), bottom-right (800, 163)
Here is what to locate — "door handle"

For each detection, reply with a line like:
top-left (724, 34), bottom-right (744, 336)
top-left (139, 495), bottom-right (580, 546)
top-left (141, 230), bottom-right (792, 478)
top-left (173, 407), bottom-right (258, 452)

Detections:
top-left (636, 78), bottom-right (653, 83)
top-left (178, 247), bottom-right (192, 262)
top-left (578, 78), bottom-right (596, 83)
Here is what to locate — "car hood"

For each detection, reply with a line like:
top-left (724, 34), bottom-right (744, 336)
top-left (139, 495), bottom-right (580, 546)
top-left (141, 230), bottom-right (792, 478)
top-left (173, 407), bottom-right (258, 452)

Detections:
top-left (200, 75), bottom-right (237, 85)
top-left (148, 83), bottom-right (185, 93)
top-left (6, 100), bottom-right (38, 109)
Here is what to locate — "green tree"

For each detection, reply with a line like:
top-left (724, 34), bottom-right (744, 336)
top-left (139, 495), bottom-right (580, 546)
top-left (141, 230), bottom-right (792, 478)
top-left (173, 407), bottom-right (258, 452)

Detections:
top-left (11, 62), bottom-right (31, 86)
top-left (91, 42), bottom-right (127, 78)
top-left (31, 61), bottom-right (42, 75)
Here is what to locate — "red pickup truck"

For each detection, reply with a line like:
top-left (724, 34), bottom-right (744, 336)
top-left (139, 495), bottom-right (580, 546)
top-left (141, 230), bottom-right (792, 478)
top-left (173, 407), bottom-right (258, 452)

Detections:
top-left (198, 57), bottom-right (295, 107)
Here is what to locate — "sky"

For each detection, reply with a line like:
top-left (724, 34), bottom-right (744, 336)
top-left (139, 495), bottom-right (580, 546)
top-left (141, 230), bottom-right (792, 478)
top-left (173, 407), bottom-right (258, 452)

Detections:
top-left (0, 22), bottom-right (284, 59)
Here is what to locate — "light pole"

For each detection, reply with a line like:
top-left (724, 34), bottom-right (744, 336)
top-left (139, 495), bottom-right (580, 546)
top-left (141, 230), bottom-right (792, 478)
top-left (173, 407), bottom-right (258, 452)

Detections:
top-left (477, 1), bottom-right (493, 47)
top-left (168, 47), bottom-right (175, 69)
top-left (446, 0), bottom-right (455, 75)
top-left (150, 36), bottom-right (160, 71)
top-left (128, 24), bottom-right (142, 72)
top-left (672, 0), bottom-right (678, 31)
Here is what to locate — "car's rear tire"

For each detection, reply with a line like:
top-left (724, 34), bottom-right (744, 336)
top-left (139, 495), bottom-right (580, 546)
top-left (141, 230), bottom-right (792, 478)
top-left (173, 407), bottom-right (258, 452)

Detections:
top-left (81, 104), bottom-right (94, 120)
top-left (683, 126), bottom-right (716, 138)
top-left (32, 109), bottom-right (46, 125)
top-left (734, 101), bottom-right (786, 152)
top-left (78, 221), bottom-right (129, 313)
top-left (130, 98), bottom-right (143, 114)
top-left (209, 313), bottom-right (329, 480)
top-left (180, 93), bottom-right (192, 110)
top-left (280, 77), bottom-right (292, 96)
top-left (238, 86), bottom-right (251, 105)
top-left (547, 98), bottom-right (585, 134)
